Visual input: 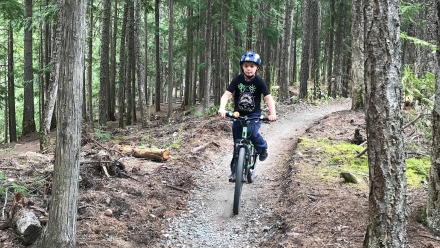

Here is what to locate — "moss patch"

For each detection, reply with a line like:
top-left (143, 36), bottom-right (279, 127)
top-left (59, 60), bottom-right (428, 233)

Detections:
top-left (297, 137), bottom-right (430, 188)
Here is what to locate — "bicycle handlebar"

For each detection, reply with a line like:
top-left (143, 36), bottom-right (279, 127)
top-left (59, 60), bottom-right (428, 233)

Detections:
top-left (225, 111), bottom-right (269, 122)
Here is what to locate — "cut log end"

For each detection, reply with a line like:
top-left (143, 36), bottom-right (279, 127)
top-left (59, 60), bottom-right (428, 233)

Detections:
top-left (13, 211), bottom-right (42, 245)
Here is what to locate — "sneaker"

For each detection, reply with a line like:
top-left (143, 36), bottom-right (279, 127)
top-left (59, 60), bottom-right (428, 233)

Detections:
top-left (259, 148), bottom-right (268, 161)
top-left (228, 172), bottom-right (236, 182)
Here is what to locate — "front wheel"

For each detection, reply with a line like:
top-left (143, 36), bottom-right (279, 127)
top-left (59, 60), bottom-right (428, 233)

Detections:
top-left (247, 148), bottom-right (257, 183)
top-left (233, 147), bottom-right (246, 215)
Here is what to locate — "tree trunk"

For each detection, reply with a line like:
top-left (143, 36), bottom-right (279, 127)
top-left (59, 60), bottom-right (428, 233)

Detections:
top-left (279, 0), bottom-right (294, 102)
top-left (299, 0), bottom-right (310, 100)
top-left (36, 0), bottom-right (86, 247)
top-left (363, 0), bottom-right (408, 246)
top-left (8, 23), bottom-right (17, 142)
top-left (22, 0), bottom-right (36, 136)
top-left (183, 7), bottom-right (193, 107)
top-left (109, 1), bottom-right (118, 122)
top-left (126, 1), bottom-right (134, 125)
top-left (40, 13), bottom-right (61, 152)
top-left (87, 0), bottom-right (94, 127)
top-left (326, 0), bottom-right (335, 98)
top-left (426, 0), bottom-right (440, 236)
top-left (350, 0), bottom-right (364, 110)
top-left (245, 4), bottom-right (253, 50)
top-left (310, 0), bottom-right (320, 99)
top-left (135, 0), bottom-right (148, 126)
top-left (414, 0), bottom-right (437, 77)
top-left (118, 2), bottom-right (128, 128)
top-left (99, 0), bottom-right (110, 125)
top-left (155, 0), bottom-right (161, 112)
top-left (167, 0), bottom-right (174, 119)
top-left (332, 1), bottom-right (345, 98)
top-left (204, 0), bottom-right (212, 111)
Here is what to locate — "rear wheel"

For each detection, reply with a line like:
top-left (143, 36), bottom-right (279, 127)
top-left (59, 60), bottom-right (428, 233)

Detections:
top-left (233, 147), bottom-right (245, 215)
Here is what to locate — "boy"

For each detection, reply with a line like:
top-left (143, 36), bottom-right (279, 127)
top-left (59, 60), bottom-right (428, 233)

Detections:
top-left (218, 51), bottom-right (277, 181)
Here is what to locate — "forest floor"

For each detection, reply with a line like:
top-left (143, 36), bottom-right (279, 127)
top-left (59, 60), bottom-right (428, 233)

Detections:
top-left (0, 96), bottom-right (439, 247)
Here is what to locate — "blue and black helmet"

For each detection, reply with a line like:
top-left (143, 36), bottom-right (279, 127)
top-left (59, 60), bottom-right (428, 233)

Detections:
top-left (240, 51), bottom-right (261, 66)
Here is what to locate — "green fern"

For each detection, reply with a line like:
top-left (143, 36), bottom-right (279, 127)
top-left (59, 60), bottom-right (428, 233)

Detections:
top-left (402, 66), bottom-right (435, 109)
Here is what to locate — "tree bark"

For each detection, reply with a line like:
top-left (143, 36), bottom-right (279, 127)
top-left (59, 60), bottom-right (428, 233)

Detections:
top-left (203, 0), bottom-right (212, 111)
top-left (11, 196), bottom-right (42, 245)
top-left (299, 0), bottom-right (310, 100)
top-left (126, 1), bottom-right (135, 126)
top-left (279, 0), bottom-right (294, 102)
top-left (40, 16), bottom-right (61, 152)
top-left (99, 0), bottom-right (110, 125)
top-left (118, 1), bottom-right (128, 129)
top-left (8, 23), bottom-right (17, 142)
top-left (167, 0), bottom-right (174, 119)
top-left (22, 0), bottom-right (36, 136)
top-left (332, 1), bottom-right (345, 98)
top-left (155, 0), bottom-right (161, 112)
top-left (118, 145), bottom-right (170, 161)
top-left (135, 0), bottom-right (148, 126)
top-left (310, 0), bottom-right (320, 99)
top-left (326, 0), bottom-right (335, 98)
top-left (426, 0), bottom-right (440, 236)
top-left (363, 0), bottom-right (408, 246)
top-left (36, 0), bottom-right (86, 246)
top-left (350, 0), bottom-right (364, 110)
top-left (87, 0), bottom-right (94, 127)
top-left (109, 1), bottom-right (118, 122)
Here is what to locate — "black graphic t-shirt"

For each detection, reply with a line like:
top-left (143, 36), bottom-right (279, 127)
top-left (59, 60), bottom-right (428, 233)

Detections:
top-left (226, 74), bottom-right (271, 116)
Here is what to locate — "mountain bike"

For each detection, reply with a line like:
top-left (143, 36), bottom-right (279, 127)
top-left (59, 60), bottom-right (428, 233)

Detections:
top-left (226, 111), bottom-right (269, 215)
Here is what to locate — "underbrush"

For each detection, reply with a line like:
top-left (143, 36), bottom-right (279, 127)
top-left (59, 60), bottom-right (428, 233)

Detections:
top-left (297, 137), bottom-right (430, 188)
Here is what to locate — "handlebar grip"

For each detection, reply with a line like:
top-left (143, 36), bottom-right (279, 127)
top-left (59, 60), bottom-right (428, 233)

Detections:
top-left (226, 111), bottom-right (240, 118)
top-left (260, 115), bottom-right (269, 122)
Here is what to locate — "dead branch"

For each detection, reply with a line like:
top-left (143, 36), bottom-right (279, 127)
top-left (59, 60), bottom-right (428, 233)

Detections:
top-left (403, 113), bottom-right (423, 129)
top-left (191, 142), bottom-right (213, 153)
top-left (165, 184), bottom-right (189, 193)
top-left (119, 172), bottom-right (141, 182)
top-left (92, 138), bottom-right (125, 157)
top-left (356, 113), bottom-right (424, 158)
top-left (2, 189), bottom-right (7, 219)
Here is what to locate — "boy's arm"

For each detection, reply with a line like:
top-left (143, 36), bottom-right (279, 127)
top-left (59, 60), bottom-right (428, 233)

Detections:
top-left (218, 91), bottom-right (232, 118)
top-left (264, 94), bottom-right (277, 121)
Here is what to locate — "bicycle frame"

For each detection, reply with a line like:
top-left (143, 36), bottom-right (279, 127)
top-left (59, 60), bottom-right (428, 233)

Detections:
top-left (226, 111), bottom-right (267, 215)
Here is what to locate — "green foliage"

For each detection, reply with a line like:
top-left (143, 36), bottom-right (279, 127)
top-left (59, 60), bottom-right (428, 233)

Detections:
top-left (0, 0), bottom-right (24, 21)
top-left (406, 157), bottom-right (430, 187)
top-left (94, 126), bottom-right (111, 141)
top-left (0, 171), bottom-right (47, 200)
top-left (298, 137), bottom-right (429, 188)
top-left (402, 66), bottom-right (435, 109)
top-left (401, 33), bottom-right (436, 52)
top-left (401, 1), bottom-right (422, 24)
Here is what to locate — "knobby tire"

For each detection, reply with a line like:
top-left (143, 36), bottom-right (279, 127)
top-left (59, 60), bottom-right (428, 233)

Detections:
top-left (233, 147), bottom-right (246, 215)
top-left (247, 147), bottom-right (256, 183)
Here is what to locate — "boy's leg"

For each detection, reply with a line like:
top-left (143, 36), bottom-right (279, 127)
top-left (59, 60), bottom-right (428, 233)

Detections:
top-left (248, 121), bottom-right (268, 161)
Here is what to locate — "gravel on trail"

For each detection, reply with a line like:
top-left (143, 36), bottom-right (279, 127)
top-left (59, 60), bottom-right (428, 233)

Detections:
top-left (158, 99), bottom-right (352, 247)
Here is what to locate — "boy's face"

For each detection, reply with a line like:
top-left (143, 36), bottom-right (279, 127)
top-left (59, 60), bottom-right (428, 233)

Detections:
top-left (241, 62), bottom-right (259, 77)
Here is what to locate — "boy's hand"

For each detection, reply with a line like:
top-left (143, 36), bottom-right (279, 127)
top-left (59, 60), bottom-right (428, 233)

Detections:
top-left (218, 109), bottom-right (227, 118)
top-left (268, 114), bottom-right (277, 122)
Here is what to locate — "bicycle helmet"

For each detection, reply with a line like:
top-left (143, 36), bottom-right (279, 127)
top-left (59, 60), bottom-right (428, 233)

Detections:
top-left (240, 51), bottom-right (261, 66)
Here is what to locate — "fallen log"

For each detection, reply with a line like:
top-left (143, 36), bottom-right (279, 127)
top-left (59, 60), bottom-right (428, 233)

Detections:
top-left (11, 193), bottom-right (42, 245)
top-left (118, 145), bottom-right (170, 161)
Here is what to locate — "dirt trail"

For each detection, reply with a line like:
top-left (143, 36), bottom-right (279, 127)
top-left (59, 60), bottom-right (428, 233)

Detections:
top-left (159, 98), bottom-right (352, 247)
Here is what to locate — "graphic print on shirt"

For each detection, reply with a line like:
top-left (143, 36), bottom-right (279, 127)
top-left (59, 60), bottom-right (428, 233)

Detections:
top-left (237, 83), bottom-right (256, 112)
